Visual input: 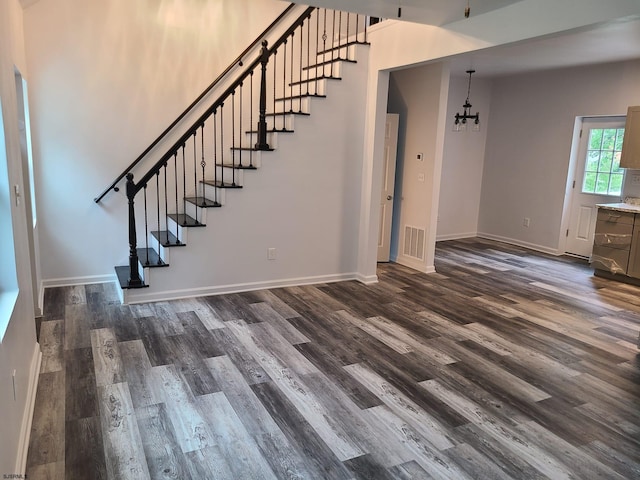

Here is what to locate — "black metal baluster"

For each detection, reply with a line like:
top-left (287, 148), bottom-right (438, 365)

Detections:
top-left (126, 174), bottom-right (142, 286)
top-left (182, 144), bottom-right (186, 227)
top-left (307, 15), bottom-right (311, 95)
top-left (193, 131), bottom-right (198, 222)
top-left (239, 81), bottom-right (243, 168)
top-left (290, 32), bottom-right (294, 113)
top-left (356, 13), bottom-right (359, 44)
top-left (315, 10), bottom-right (320, 91)
top-left (272, 49), bottom-right (278, 130)
top-left (256, 41), bottom-right (269, 150)
top-left (174, 151), bottom-right (179, 243)
top-left (164, 161), bottom-right (169, 246)
top-left (283, 39), bottom-right (288, 114)
top-left (220, 103), bottom-right (225, 186)
top-left (156, 170), bottom-right (161, 259)
top-left (338, 10), bottom-right (343, 55)
top-left (200, 124), bottom-right (206, 201)
top-left (300, 19), bottom-right (307, 96)
top-left (213, 109), bottom-right (218, 203)
top-left (322, 9), bottom-right (327, 79)
top-left (331, 10), bottom-right (336, 77)
top-left (143, 184), bottom-right (149, 266)
top-left (231, 90), bottom-right (237, 186)
top-left (249, 71), bottom-right (254, 167)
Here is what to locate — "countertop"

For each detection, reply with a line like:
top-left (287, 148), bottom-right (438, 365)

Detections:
top-left (597, 202), bottom-right (640, 214)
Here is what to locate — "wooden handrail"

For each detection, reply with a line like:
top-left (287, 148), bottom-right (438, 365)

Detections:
top-left (94, 3), bottom-right (296, 203)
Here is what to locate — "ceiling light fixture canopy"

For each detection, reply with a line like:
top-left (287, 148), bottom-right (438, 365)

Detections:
top-left (453, 69), bottom-right (480, 132)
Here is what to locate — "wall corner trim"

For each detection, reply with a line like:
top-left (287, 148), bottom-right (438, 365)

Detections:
top-left (15, 343), bottom-right (42, 474)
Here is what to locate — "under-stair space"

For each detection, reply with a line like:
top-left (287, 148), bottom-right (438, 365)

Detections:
top-left (103, 7), bottom-right (371, 304)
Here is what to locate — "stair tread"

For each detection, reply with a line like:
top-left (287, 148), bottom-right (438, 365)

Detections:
top-left (136, 247), bottom-right (169, 267)
top-left (167, 213), bottom-right (206, 227)
top-left (318, 40), bottom-right (370, 55)
top-left (290, 76), bottom-right (341, 86)
top-left (183, 196), bottom-right (222, 207)
top-left (276, 93), bottom-right (326, 101)
top-left (265, 111), bottom-right (310, 117)
top-left (246, 128), bottom-right (294, 136)
top-left (229, 145), bottom-right (268, 152)
top-left (304, 58), bottom-right (357, 70)
top-left (216, 161), bottom-right (258, 170)
top-left (115, 266), bottom-right (148, 289)
top-left (202, 180), bottom-right (243, 189)
top-left (151, 230), bottom-right (186, 247)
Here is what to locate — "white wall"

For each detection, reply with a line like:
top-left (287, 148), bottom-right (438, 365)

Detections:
top-left (478, 60), bottom-right (640, 253)
top-left (356, 0), bottom-right (640, 281)
top-left (0, 0), bottom-right (40, 474)
top-left (438, 74), bottom-right (491, 240)
top-left (23, 0), bottom-right (289, 286)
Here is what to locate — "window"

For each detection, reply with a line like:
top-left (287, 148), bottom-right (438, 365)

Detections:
top-left (582, 127), bottom-right (625, 196)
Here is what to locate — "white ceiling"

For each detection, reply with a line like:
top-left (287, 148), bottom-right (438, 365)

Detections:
top-left (307, 0), bottom-right (640, 78)
top-left (300, 0), bottom-right (524, 27)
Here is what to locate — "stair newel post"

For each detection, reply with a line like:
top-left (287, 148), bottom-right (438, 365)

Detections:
top-left (126, 173), bottom-right (143, 286)
top-left (256, 40), bottom-right (270, 150)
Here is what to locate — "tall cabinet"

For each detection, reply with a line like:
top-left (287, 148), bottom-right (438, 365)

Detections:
top-left (620, 105), bottom-right (640, 169)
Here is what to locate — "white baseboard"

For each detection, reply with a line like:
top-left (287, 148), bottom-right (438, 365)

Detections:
top-left (476, 232), bottom-right (562, 256)
top-left (122, 272), bottom-right (360, 304)
top-left (395, 255), bottom-right (435, 274)
top-left (42, 273), bottom-right (118, 289)
top-left (15, 343), bottom-right (42, 474)
top-left (355, 273), bottom-right (378, 284)
top-left (436, 232), bottom-right (477, 242)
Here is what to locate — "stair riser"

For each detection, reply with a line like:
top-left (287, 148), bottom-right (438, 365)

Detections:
top-left (227, 150), bottom-right (261, 168)
top-left (266, 114), bottom-right (296, 132)
top-left (184, 201), bottom-right (209, 225)
top-left (318, 44), bottom-right (356, 62)
top-left (273, 97), bottom-right (310, 114)
top-left (200, 182), bottom-right (227, 205)
top-left (306, 60), bottom-right (342, 78)
top-left (164, 218), bottom-right (191, 244)
top-left (287, 78), bottom-right (327, 97)
top-left (214, 166), bottom-right (244, 186)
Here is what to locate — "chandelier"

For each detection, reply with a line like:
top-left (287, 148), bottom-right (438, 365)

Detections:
top-left (453, 69), bottom-right (480, 132)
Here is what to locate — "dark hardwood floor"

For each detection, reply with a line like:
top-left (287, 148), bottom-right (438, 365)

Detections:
top-left (26, 238), bottom-right (640, 479)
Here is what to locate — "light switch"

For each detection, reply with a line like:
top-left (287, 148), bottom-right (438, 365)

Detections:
top-left (417, 152), bottom-right (424, 161)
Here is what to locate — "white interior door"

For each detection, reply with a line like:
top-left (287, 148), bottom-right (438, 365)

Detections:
top-left (377, 113), bottom-right (399, 262)
top-left (566, 116), bottom-right (626, 257)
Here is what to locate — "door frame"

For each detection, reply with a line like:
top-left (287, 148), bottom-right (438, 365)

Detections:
top-left (559, 114), bottom-right (627, 257)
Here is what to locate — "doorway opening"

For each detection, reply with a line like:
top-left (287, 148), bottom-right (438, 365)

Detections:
top-left (563, 116), bottom-right (626, 258)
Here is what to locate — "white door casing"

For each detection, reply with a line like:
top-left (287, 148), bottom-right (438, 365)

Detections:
top-left (566, 116), bottom-right (625, 257)
top-left (377, 113), bottom-right (399, 262)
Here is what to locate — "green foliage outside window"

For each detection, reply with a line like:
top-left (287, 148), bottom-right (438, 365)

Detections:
top-left (582, 128), bottom-right (625, 196)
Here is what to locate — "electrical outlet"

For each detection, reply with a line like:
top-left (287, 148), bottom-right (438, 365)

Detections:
top-left (632, 174), bottom-right (640, 186)
top-left (523, 217), bottom-right (530, 228)
top-left (267, 248), bottom-right (277, 260)
top-left (418, 173), bottom-right (425, 182)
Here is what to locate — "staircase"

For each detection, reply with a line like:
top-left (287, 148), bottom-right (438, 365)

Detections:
top-left (95, 6), bottom-right (372, 304)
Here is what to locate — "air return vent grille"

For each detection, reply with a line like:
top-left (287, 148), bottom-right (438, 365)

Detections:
top-left (403, 225), bottom-right (425, 260)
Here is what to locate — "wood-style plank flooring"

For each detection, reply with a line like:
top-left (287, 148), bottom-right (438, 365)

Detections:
top-left (26, 238), bottom-right (640, 479)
